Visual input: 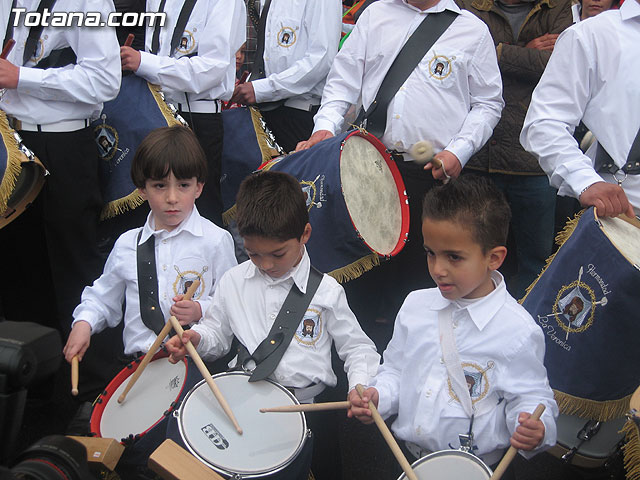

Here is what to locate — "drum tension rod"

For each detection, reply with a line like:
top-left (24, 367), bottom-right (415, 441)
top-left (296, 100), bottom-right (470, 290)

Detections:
top-left (561, 420), bottom-right (602, 463)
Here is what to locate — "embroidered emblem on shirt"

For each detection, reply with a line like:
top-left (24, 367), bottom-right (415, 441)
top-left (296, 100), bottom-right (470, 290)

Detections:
top-left (428, 53), bottom-right (455, 80)
top-left (177, 30), bottom-right (196, 55)
top-left (27, 38), bottom-right (45, 64)
top-left (277, 26), bottom-right (298, 47)
top-left (448, 361), bottom-right (495, 405)
top-left (300, 175), bottom-right (325, 211)
top-left (294, 308), bottom-right (322, 345)
top-left (173, 265), bottom-right (208, 299)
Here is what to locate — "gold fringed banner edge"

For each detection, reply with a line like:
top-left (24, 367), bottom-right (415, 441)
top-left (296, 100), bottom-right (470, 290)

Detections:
top-left (222, 204), bottom-right (237, 226)
top-left (249, 106), bottom-right (278, 165)
top-left (148, 82), bottom-right (182, 128)
top-left (554, 389), bottom-right (632, 422)
top-left (328, 253), bottom-right (380, 284)
top-left (622, 418), bottom-right (640, 480)
top-left (100, 189), bottom-right (146, 221)
top-left (0, 111), bottom-right (24, 214)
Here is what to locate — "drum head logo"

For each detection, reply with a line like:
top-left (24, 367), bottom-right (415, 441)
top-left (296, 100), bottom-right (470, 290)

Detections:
top-left (173, 265), bottom-right (208, 300)
top-left (277, 26), bottom-right (298, 47)
top-left (94, 123), bottom-right (119, 162)
top-left (428, 54), bottom-right (455, 80)
top-left (448, 361), bottom-right (494, 405)
top-left (177, 30), bottom-right (196, 55)
top-left (295, 309), bottom-right (322, 346)
top-left (201, 424), bottom-right (229, 450)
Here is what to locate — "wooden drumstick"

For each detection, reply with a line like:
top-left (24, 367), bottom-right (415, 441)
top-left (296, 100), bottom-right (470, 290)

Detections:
top-left (118, 279), bottom-right (201, 404)
top-left (168, 315), bottom-right (243, 435)
top-left (71, 355), bottom-right (79, 396)
top-left (124, 34), bottom-right (135, 47)
top-left (618, 213), bottom-right (640, 230)
top-left (260, 401), bottom-right (351, 413)
top-left (1, 39), bottom-right (15, 59)
top-left (489, 403), bottom-right (546, 480)
top-left (238, 70), bottom-right (249, 85)
top-left (355, 384), bottom-right (418, 480)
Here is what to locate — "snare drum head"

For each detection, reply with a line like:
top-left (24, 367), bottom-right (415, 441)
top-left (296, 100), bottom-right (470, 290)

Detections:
top-left (176, 372), bottom-right (306, 477)
top-left (91, 355), bottom-right (188, 441)
top-left (340, 134), bottom-right (404, 256)
top-left (398, 450), bottom-right (492, 480)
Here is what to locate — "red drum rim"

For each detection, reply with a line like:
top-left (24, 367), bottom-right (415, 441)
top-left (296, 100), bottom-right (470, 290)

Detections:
top-left (340, 130), bottom-right (410, 258)
top-left (89, 350), bottom-right (188, 442)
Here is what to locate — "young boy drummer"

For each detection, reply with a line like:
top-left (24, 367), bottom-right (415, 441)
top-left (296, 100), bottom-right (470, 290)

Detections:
top-left (166, 170), bottom-right (380, 479)
top-left (63, 126), bottom-right (237, 364)
top-left (350, 176), bottom-right (558, 477)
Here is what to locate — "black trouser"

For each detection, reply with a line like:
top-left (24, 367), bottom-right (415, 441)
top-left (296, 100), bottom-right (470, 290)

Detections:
top-left (261, 105), bottom-right (318, 154)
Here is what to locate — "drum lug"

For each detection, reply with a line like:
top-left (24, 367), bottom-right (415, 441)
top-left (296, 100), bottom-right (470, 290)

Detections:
top-left (561, 420), bottom-right (602, 464)
top-left (172, 409), bottom-right (179, 418)
top-left (305, 428), bottom-right (313, 439)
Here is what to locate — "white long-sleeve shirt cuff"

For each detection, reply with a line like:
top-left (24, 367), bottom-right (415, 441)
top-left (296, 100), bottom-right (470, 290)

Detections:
top-left (136, 51), bottom-right (161, 83)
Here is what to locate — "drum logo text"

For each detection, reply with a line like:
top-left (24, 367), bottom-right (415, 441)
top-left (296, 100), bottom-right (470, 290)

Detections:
top-left (201, 424), bottom-right (229, 450)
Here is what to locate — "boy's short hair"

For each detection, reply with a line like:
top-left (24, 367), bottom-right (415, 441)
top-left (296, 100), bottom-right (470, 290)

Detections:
top-left (131, 126), bottom-right (207, 188)
top-left (422, 175), bottom-right (511, 252)
top-left (236, 171), bottom-right (309, 241)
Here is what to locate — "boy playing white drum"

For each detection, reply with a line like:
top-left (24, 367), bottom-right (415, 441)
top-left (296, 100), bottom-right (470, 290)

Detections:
top-left (349, 176), bottom-right (558, 477)
top-left (166, 171), bottom-right (380, 479)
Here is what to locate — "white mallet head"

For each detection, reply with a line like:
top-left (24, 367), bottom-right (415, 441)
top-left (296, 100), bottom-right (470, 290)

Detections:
top-left (409, 140), bottom-right (435, 165)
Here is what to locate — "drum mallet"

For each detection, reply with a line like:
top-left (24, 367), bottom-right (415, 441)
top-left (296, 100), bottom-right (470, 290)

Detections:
top-left (489, 403), bottom-right (546, 480)
top-left (1, 39), bottom-right (16, 59)
top-left (118, 279), bottom-right (200, 404)
top-left (260, 401), bottom-right (351, 413)
top-left (168, 315), bottom-right (243, 435)
top-left (71, 355), bottom-right (79, 396)
top-left (356, 384), bottom-right (418, 480)
top-left (409, 140), bottom-right (450, 184)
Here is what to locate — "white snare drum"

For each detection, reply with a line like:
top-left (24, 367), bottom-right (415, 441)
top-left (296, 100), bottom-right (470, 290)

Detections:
top-left (548, 413), bottom-right (626, 468)
top-left (173, 371), bottom-right (308, 478)
top-left (397, 450), bottom-right (493, 480)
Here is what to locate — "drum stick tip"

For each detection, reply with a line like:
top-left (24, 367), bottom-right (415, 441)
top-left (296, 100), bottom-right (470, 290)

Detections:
top-left (236, 427), bottom-right (243, 435)
top-left (71, 388), bottom-right (78, 396)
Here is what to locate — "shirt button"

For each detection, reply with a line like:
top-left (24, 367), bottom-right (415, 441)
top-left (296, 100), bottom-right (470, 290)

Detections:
top-left (440, 357), bottom-right (444, 364)
top-left (425, 389), bottom-right (432, 398)
top-left (270, 313), bottom-right (276, 319)
top-left (394, 114), bottom-right (400, 119)
top-left (162, 264), bottom-right (167, 271)
top-left (163, 294), bottom-right (167, 300)
top-left (162, 239), bottom-right (167, 244)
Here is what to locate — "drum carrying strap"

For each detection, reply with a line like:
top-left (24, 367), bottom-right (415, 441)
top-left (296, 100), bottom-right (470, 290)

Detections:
top-left (356, 10), bottom-right (458, 138)
top-left (595, 125), bottom-right (640, 175)
top-left (239, 266), bottom-right (323, 382)
top-left (136, 231), bottom-right (166, 335)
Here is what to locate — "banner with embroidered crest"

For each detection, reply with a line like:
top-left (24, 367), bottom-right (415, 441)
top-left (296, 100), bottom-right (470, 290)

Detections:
top-left (93, 74), bottom-right (186, 221)
top-left (521, 207), bottom-right (640, 422)
top-left (0, 109), bottom-right (46, 229)
top-left (259, 130), bottom-right (409, 282)
top-left (220, 106), bottom-right (283, 224)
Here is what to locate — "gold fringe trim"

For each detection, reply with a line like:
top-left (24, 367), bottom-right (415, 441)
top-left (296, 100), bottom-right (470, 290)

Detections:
top-left (222, 203), bottom-right (237, 226)
top-left (0, 112), bottom-right (25, 214)
top-left (554, 389), bottom-right (632, 422)
top-left (622, 419), bottom-right (640, 480)
top-left (100, 189), bottom-right (146, 221)
top-left (147, 82), bottom-right (182, 127)
top-left (328, 253), bottom-right (380, 284)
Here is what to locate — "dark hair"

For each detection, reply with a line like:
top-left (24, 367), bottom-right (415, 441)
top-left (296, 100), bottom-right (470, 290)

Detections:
top-left (421, 175), bottom-right (511, 252)
top-left (131, 126), bottom-right (207, 188)
top-left (236, 171), bottom-right (309, 241)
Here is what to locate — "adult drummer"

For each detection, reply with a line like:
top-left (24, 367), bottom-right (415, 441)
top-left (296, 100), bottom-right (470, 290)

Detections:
top-left (520, 0), bottom-right (639, 219)
top-left (297, 0), bottom-right (504, 322)
top-left (230, 0), bottom-right (342, 153)
top-left (120, 0), bottom-right (246, 227)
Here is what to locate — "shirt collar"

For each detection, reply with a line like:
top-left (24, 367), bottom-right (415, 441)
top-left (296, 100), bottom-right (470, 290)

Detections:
top-left (244, 246), bottom-right (311, 292)
top-left (402, 0), bottom-right (462, 14)
top-left (138, 206), bottom-right (203, 244)
top-left (428, 271), bottom-right (508, 331)
top-left (620, 0), bottom-right (640, 21)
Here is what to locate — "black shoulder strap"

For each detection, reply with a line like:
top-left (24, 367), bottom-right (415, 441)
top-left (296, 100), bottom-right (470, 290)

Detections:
top-left (136, 231), bottom-right (166, 335)
top-left (353, 0), bottom-right (378, 23)
top-left (23, 0), bottom-right (57, 65)
top-left (250, 0), bottom-right (273, 80)
top-left (361, 10), bottom-right (459, 138)
top-left (170, 0), bottom-right (198, 57)
top-left (33, 47), bottom-right (76, 69)
top-left (244, 266), bottom-right (324, 382)
top-left (595, 126), bottom-right (640, 175)
top-left (4, 0), bottom-right (18, 51)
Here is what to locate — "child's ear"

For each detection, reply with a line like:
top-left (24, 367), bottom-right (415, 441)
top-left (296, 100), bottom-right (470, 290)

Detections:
top-left (300, 223), bottom-right (312, 245)
top-left (138, 187), bottom-right (147, 200)
top-left (487, 246), bottom-right (507, 271)
top-left (195, 181), bottom-right (204, 199)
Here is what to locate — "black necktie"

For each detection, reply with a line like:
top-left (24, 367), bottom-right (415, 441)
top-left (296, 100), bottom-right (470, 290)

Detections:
top-left (150, 0), bottom-right (167, 55)
top-left (251, 0), bottom-right (272, 80)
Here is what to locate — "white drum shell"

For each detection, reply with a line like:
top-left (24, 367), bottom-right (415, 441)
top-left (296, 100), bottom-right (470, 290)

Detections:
top-left (397, 450), bottom-right (492, 480)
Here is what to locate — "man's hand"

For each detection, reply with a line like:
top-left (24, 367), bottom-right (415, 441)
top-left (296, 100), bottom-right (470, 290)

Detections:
top-left (230, 82), bottom-right (256, 105)
top-left (0, 59), bottom-right (19, 89)
top-left (295, 130), bottom-right (334, 152)
top-left (510, 412), bottom-right (545, 451)
top-left (120, 46), bottom-right (141, 71)
top-left (525, 33), bottom-right (559, 51)
top-left (424, 150), bottom-right (462, 181)
top-left (579, 181), bottom-right (635, 218)
top-left (346, 386), bottom-right (379, 424)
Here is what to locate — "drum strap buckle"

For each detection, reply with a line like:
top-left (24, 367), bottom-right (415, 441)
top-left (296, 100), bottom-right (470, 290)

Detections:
top-left (613, 170), bottom-right (628, 186)
top-left (561, 420), bottom-right (602, 463)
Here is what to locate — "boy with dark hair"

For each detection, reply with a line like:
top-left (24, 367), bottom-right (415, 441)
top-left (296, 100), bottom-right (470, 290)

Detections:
top-left (166, 170), bottom-right (380, 479)
top-left (350, 175), bottom-right (557, 477)
top-left (63, 126), bottom-right (236, 363)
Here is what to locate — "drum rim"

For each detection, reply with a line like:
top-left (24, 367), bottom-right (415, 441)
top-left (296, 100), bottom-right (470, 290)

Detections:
top-left (398, 449), bottom-right (493, 479)
top-left (340, 129), bottom-right (410, 258)
top-left (174, 371), bottom-right (308, 478)
top-left (89, 351), bottom-right (188, 442)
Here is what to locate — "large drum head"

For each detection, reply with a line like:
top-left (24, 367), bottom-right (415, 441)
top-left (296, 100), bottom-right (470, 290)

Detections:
top-left (398, 450), bottom-right (492, 480)
top-left (91, 355), bottom-right (189, 441)
top-left (176, 372), bottom-right (306, 477)
top-left (598, 215), bottom-right (640, 266)
top-left (340, 134), bottom-right (406, 257)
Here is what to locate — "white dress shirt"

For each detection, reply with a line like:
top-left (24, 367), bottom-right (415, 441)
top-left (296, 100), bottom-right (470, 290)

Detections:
top-left (521, 0), bottom-right (640, 214)
top-left (0, 0), bottom-right (121, 124)
top-left (313, 0), bottom-right (504, 164)
top-left (571, 2), bottom-right (582, 22)
top-left (72, 207), bottom-right (237, 355)
top-left (192, 248), bottom-right (380, 390)
top-left (372, 272), bottom-right (558, 464)
top-left (252, 0), bottom-right (342, 108)
top-left (136, 0), bottom-right (246, 107)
